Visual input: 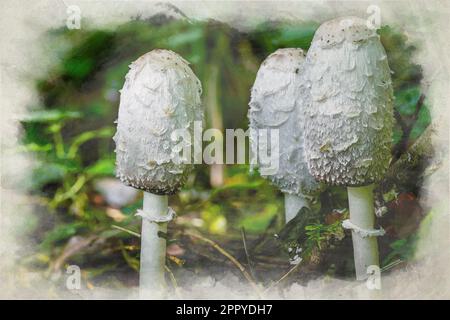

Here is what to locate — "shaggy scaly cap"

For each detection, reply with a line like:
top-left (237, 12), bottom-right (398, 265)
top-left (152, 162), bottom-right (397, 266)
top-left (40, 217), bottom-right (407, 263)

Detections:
top-left (303, 17), bottom-right (394, 186)
top-left (113, 49), bottom-right (202, 195)
top-left (248, 48), bottom-right (322, 195)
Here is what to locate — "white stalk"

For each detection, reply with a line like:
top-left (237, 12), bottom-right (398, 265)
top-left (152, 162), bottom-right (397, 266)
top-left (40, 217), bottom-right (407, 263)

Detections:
top-left (284, 193), bottom-right (309, 223)
top-left (347, 184), bottom-right (380, 280)
top-left (139, 192), bottom-right (168, 299)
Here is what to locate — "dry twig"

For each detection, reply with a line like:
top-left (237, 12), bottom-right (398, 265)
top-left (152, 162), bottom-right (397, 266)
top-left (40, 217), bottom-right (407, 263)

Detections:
top-left (241, 227), bottom-right (257, 281)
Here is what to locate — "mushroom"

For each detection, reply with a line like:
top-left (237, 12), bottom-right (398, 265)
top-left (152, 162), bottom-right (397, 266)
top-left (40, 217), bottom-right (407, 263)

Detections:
top-left (248, 48), bottom-right (322, 223)
top-left (113, 49), bottom-right (202, 297)
top-left (303, 17), bottom-right (393, 280)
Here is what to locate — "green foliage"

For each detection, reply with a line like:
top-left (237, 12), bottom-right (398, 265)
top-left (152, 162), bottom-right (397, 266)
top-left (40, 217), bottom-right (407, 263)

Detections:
top-left (248, 22), bottom-right (318, 55)
top-left (40, 222), bottom-right (86, 250)
top-left (379, 26), bottom-right (423, 91)
top-left (86, 158), bottom-right (115, 176)
top-left (238, 203), bottom-right (278, 234)
top-left (20, 109), bottom-right (82, 123)
top-left (20, 106), bottom-right (116, 260)
top-left (392, 125), bottom-right (403, 145)
top-left (30, 162), bottom-right (67, 190)
top-left (395, 86), bottom-right (422, 116)
top-left (393, 86), bottom-right (431, 145)
top-left (382, 235), bottom-right (418, 267)
top-left (62, 31), bottom-right (116, 83)
top-left (21, 17), bottom-right (431, 286)
top-left (410, 104), bottom-right (431, 140)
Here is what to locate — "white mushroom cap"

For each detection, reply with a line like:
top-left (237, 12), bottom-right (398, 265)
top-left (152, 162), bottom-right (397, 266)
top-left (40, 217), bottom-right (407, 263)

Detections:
top-left (303, 17), bottom-right (394, 186)
top-left (248, 48), bottom-right (322, 195)
top-left (113, 49), bottom-right (202, 195)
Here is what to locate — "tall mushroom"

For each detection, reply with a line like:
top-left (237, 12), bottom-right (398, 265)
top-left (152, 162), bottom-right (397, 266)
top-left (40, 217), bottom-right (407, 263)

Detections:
top-left (248, 48), bottom-right (322, 223)
top-left (113, 49), bottom-right (202, 297)
top-left (303, 17), bottom-right (393, 280)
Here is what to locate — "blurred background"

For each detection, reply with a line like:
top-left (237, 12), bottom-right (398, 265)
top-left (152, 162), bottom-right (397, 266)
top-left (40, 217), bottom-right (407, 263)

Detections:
top-left (16, 10), bottom-right (435, 295)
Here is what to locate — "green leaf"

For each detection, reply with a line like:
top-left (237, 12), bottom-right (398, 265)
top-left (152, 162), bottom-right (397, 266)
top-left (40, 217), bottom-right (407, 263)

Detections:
top-left (238, 204), bottom-right (278, 234)
top-left (40, 222), bottom-right (85, 250)
top-left (379, 26), bottom-right (423, 90)
top-left (62, 31), bottom-right (115, 82)
top-left (67, 127), bottom-right (114, 158)
top-left (201, 204), bottom-right (227, 235)
top-left (383, 189), bottom-right (399, 202)
top-left (31, 162), bottom-right (67, 189)
top-left (409, 105), bottom-right (431, 140)
top-left (395, 86), bottom-right (421, 116)
top-left (86, 158), bottom-right (115, 176)
top-left (18, 143), bottom-right (52, 153)
top-left (392, 124), bottom-right (403, 145)
top-left (272, 23), bottom-right (318, 49)
top-left (167, 27), bottom-right (203, 48)
top-left (210, 180), bottom-right (264, 199)
top-left (382, 235), bottom-right (418, 266)
top-left (64, 58), bottom-right (94, 79)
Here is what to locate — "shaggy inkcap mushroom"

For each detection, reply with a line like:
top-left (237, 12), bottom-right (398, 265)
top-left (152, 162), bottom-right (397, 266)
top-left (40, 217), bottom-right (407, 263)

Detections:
top-left (304, 17), bottom-right (394, 186)
top-left (249, 48), bottom-right (321, 196)
top-left (114, 49), bottom-right (202, 298)
top-left (113, 49), bottom-right (202, 195)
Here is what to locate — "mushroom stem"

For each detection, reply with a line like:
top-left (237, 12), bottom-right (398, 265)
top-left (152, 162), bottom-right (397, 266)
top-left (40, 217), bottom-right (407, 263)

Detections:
top-left (139, 192), bottom-right (168, 299)
top-left (284, 193), bottom-right (309, 223)
top-left (347, 184), bottom-right (380, 280)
